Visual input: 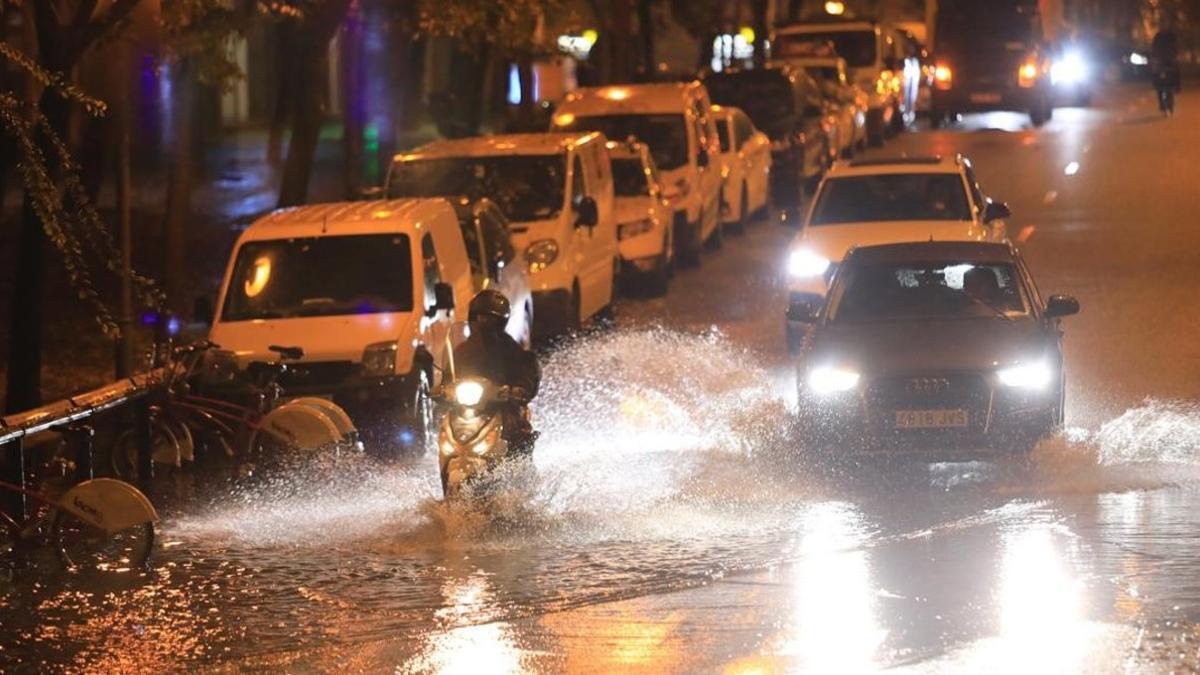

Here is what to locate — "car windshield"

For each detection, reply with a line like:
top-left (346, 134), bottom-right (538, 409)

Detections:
top-left (810, 174), bottom-right (972, 224)
top-left (704, 74), bottom-right (796, 135)
top-left (222, 234), bottom-right (413, 321)
top-left (715, 118), bottom-right (731, 151)
top-left (830, 261), bottom-right (1029, 322)
top-left (387, 155), bottom-right (565, 221)
top-left (936, 1), bottom-right (1039, 48)
top-left (775, 30), bottom-right (877, 68)
top-left (560, 114), bottom-right (688, 170)
top-left (612, 157), bottom-right (651, 197)
top-left (805, 65), bottom-right (841, 83)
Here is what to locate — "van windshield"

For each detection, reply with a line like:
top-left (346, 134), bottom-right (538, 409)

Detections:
top-left (388, 155), bottom-right (565, 221)
top-left (936, 1), bottom-right (1039, 47)
top-left (704, 73), bottom-right (797, 136)
top-left (612, 157), bottom-right (651, 196)
top-left (559, 114), bottom-right (688, 170)
top-left (221, 234), bottom-right (414, 321)
top-left (775, 29), bottom-right (877, 68)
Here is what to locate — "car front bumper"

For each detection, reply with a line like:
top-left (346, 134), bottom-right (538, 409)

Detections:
top-left (931, 86), bottom-right (1044, 113)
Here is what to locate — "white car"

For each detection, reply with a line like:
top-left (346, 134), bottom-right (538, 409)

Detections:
top-left (208, 199), bottom-right (475, 450)
top-left (607, 140), bottom-right (674, 294)
top-left (710, 105), bottom-right (771, 231)
top-left (449, 198), bottom-right (534, 346)
top-left (553, 82), bottom-right (723, 265)
top-left (385, 132), bottom-right (618, 338)
top-left (784, 56), bottom-right (868, 158)
top-left (785, 155), bottom-right (1011, 352)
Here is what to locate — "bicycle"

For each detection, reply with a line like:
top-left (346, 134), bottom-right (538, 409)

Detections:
top-left (1, 452), bottom-right (157, 571)
top-left (109, 340), bottom-right (359, 479)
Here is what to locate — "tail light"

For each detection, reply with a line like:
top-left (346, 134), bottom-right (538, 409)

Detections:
top-left (934, 63), bottom-right (953, 90)
top-left (1018, 61), bottom-right (1039, 88)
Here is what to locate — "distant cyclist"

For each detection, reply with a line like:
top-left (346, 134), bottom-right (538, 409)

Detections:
top-left (1150, 20), bottom-right (1181, 115)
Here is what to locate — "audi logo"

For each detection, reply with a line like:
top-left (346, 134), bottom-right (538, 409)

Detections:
top-left (907, 377), bottom-right (950, 395)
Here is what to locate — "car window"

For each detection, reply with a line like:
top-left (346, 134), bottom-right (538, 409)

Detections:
top-left (559, 114), bottom-right (689, 170)
top-left (222, 234), bottom-right (415, 321)
top-left (478, 208), bottom-right (514, 268)
top-left (733, 111), bottom-right (753, 147)
top-left (388, 155), bottom-right (565, 222)
top-left (421, 233), bottom-right (441, 309)
top-left (571, 154), bottom-right (587, 206)
top-left (810, 174), bottom-right (973, 224)
top-left (716, 117), bottom-right (732, 152)
top-left (830, 261), bottom-right (1029, 322)
top-left (612, 156), bottom-right (651, 196)
top-left (774, 30), bottom-right (878, 68)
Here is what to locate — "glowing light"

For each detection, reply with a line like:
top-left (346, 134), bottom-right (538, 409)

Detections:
top-left (601, 86), bottom-right (631, 101)
top-left (807, 366), bottom-right (860, 394)
top-left (787, 249), bottom-right (831, 278)
top-left (454, 380), bottom-right (485, 407)
top-left (243, 256), bottom-right (271, 297)
top-left (1064, 161), bottom-right (1080, 175)
top-left (934, 63), bottom-right (953, 90)
top-left (1129, 51), bottom-right (1148, 66)
top-left (552, 112), bottom-right (576, 127)
top-left (997, 527), bottom-right (1086, 670)
top-left (738, 26), bottom-right (755, 44)
top-left (824, 1), bottom-right (845, 15)
top-left (1018, 62), bottom-right (1039, 88)
top-left (1052, 50), bottom-right (1089, 85)
top-left (997, 360), bottom-right (1053, 389)
top-left (582, 29), bottom-right (598, 45)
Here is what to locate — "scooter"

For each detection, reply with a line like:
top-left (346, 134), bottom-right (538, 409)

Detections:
top-left (436, 378), bottom-right (528, 500)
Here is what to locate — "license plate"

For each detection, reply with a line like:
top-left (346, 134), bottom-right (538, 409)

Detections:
top-left (970, 92), bottom-right (1002, 104)
top-left (895, 409), bottom-right (969, 429)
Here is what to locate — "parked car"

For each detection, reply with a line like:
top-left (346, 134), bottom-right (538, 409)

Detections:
top-left (793, 240), bottom-right (1079, 456)
top-left (783, 56), bottom-right (868, 158)
top-left (929, 0), bottom-right (1056, 127)
top-left (385, 132), bottom-right (618, 338)
top-left (772, 19), bottom-right (919, 145)
top-left (607, 140), bottom-right (674, 294)
top-left (553, 82), bottom-right (723, 265)
top-left (702, 66), bottom-right (830, 209)
top-left (449, 198), bottom-right (534, 347)
top-left (710, 104), bottom-right (772, 230)
top-left (785, 155), bottom-right (1011, 353)
top-left (208, 199), bottom-right (474, 451)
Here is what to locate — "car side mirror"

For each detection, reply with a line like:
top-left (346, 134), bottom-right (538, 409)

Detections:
top-left (358, 185), bottom-right (384, 201)
top-left (982, 199), bottom-right (1011, 223)
top-left (786, 296), bottom-right (821, 324)
top-left (428, 282), bottom-right (455, 317)
top-left (193, 295), bottom-right (214, 326)
top-left (1044, 294), bottom-right (1079, 319)
top-left (574, 195), bottom-right (599, 228)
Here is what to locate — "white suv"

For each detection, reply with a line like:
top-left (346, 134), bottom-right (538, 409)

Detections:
top-left (785, 155), bottom-right (1011, 352)
top-left (208, 199), bottom-right (475, 449)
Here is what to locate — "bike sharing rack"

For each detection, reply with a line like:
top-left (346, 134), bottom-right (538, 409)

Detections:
top-left (0, 370), bottom-right (164, 522)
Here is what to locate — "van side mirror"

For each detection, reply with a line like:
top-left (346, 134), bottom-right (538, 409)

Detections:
top-left (428, 282), bottom-right (455, 317)
top-left (697, 147), bottom-right (710, 168)
top-left (1044, 294), bottom-right (1079, 319)
top-left (193, 295), bottom-right (214, 326)
top-left (982, 199), bottom-right (1011, 223)
top-left (574, 195), bottom-right (599, 228)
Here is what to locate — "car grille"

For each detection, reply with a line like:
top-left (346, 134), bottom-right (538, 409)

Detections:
top-left (864, 373), bottom-right (993, 435)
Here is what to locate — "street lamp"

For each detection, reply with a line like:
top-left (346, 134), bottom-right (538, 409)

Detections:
top-left (825, 1), bottom-right (845, 15)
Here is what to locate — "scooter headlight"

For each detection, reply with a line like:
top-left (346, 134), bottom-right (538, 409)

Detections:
top-left (454, 380), bottom-right (485, 407)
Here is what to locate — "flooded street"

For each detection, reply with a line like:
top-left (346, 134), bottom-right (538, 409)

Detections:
top-left (5, 83), bottom-right (1200, 673)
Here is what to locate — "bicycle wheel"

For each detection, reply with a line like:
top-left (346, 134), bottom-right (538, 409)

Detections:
top-left (109, 421), bottom-right (180, 480)
top-left (52, 509), bottom-right (155, 571)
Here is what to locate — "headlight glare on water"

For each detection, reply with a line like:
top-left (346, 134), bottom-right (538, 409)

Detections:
top-left (997, 361), bottom-right (1053, 389)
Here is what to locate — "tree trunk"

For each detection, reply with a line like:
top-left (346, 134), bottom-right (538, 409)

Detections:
top-left (637, 0), bottom-right (655, 77)
top-left (752, 0), bottom-right (769, 67)
top-left (267, 20), bottom-right (297, 166)
top-left (277, 0), bottom-right (350, 208)
top-left (162, 60), bottom-right (195, 312)
top-left (341, 6), bottom-right (365, 197)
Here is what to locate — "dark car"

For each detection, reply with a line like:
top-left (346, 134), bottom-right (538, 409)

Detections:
top-left (930, 0), bottom-right (1055, 127)
top-left (793, 241), bottom-right (1079, 456)
top-left (702, 66), bottom-right (830, 207)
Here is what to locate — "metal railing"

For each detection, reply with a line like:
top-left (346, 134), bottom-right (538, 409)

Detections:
top-left (1, 369), bottom-right (164, 520)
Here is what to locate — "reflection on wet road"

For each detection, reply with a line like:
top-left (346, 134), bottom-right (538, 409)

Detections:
top-left (5, 84), bottom-right (1200, 672)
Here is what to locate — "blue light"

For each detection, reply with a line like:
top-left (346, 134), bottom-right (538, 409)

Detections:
top-left (507, 65), bottom-right (522, 105)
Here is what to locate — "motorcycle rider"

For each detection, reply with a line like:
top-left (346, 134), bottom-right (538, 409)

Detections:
top-left (449, 290), bottom-right (541, 456)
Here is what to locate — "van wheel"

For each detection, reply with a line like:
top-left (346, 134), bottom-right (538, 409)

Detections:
top-left (866, 109), bottom-right (886, 147)
top-left (570, 283), bottom-right (583, 332)
top-left (676, 214), bottom-right (702, 267)
top-left (728, 185), bottom-right (749, 235)
top-left (401, 369), bottom-right (436, 455)
top-left (705, 218), bottom-right (724, 251)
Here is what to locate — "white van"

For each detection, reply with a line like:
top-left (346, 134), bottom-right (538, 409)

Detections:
top-left (208, 199), bottom-right (474, 450)
top-left (385, 133), bottom-right (617, 338)
top-left (552, 82), bottom-right (723, 265)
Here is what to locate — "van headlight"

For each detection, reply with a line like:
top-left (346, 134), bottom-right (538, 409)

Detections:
top-left (997, 361), bottom-right (1053, 389)
top-left (807, 366), bottom-right (860, 394)
top-left (788, 249), bottom-right (831, 278)
top-left (362, 341), bottom-right (397, 376)
top-left (618, 219), bottom-right (654, 241)
top-left (454, 380), bottom-right (485, 407)
top-left (525, 239), bottom-right (559, 270)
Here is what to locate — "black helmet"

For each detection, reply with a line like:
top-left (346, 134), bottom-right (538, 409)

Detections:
top-left (468, 289), bottom-right (511, 323)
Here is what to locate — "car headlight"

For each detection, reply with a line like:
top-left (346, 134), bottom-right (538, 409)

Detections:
top-left (807, 366), bottom-right (860, 394)
top-left (454, 380), bottom-right (485, 407)
top-left (525, 239), bottom-right (559, 270)
top-left (618, 218), bottom-right (654, 241)
top-left (1052, 51), bottom-right (1088, 85)
top-left (362, 341), bottom-right (397, 376)
top-left (788, 249), bottom-right (831, 278)
top-left (997, 361), bottom-right (1053, 389)
top-left (1129, 51), bottom-right (1149, 66)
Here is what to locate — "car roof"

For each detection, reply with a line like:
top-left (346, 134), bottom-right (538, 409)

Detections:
top-left (243, 199), bottom-right (453, 240)
top-left (397, 132), bottom-right (600, 161)
top-left (846, 241), bottom-right (1018, 266)
top-left (826, 155), bottom-right (963, 176)
top-left (775, 20), bottom-right (879, 35)
top-left (557, 82), bottom-right (704, 115)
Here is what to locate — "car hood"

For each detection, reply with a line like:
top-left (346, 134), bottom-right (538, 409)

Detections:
top-left (209, 312), bottom-right (418, 365)
top-left (809, 318), bottom-right (1050, 376)
top-left (795, 221), bottom-right (985, 262)
top-left (615, 196), bottom-right (655, 224)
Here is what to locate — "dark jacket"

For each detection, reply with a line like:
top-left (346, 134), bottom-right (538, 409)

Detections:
top-left (452, 329), bottom-right (541, 402)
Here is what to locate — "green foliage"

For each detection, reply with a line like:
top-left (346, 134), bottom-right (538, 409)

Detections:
top-left (161, 0), bottom-right (249, 88)
top-left (416, 0), bottom-right (567, 56)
